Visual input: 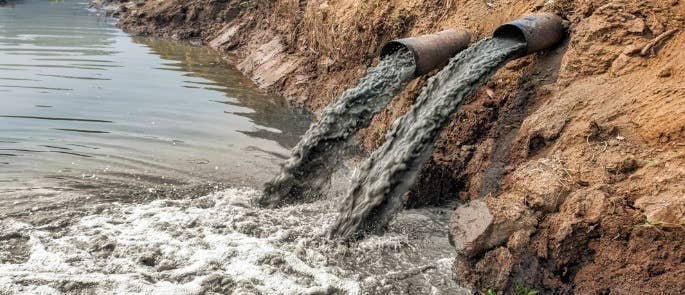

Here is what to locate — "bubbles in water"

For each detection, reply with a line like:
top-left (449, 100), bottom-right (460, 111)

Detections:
top-left (0, 188), bottom-right (467, 294)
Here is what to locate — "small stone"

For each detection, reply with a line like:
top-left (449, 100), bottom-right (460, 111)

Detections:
top-left (449, 200), bottom-right (493, 256)
top-left (657, 66), bottom-right (673, 78)
top-left (533, 0), bottom-right (546, 9)
top-left (485, 88), bottom-right (495, 99)
top-left (449, 195), bottom-right (536, 257)
top-left (606, 156), bottom-right (639, 174)
top-left (626, 18), bottom-right (646, 33)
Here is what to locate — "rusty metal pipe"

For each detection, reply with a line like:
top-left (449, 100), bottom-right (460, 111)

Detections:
top-left (380, 29), bottom-right (471, 76)
top-left (493, 13), bottom-right (564, 54)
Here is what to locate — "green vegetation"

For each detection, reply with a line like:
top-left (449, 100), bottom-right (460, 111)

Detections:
top-left (635, 218), bottom-right (685, 229)
top-left (515, 285), bottom-right (539, 295)
top-left (238, 0), bottom-right (255, 9)
top-left (637, 219), bottom-right (664, 228)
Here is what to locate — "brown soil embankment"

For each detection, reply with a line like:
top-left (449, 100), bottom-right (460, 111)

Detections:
top-left (98, 0), bottom-right (685, 293)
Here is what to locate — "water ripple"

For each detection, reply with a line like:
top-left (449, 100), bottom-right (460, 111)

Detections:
top-left (0, 115), bottom-right (113, 123)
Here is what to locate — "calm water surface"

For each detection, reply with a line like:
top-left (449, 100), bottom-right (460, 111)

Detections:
top-left (0, 0), bottom-right (309, 208)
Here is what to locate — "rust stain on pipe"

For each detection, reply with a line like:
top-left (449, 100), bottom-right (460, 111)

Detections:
top-left (493, 13), bottom-right (565, 54)
top-left (380, 29), bottom-right (471, 76)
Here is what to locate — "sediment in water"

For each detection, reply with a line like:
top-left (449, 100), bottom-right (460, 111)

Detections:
top-left (329, 38), bottom-right (526, 239)
top-left (260, 49), bottom-right (415, 207)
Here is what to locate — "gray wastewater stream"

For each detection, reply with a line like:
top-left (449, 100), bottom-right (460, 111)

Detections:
top-left (0, 0), bottom-right (564, 293)
top-left (0, 1), bottom-right (470, 294)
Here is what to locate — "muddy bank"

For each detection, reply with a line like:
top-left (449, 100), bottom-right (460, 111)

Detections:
top-left (96, 0), bottom-right (685, 293)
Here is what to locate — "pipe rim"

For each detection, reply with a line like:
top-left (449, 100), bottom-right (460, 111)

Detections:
top-left (380, 29), bottom-right (472, 76)
top-left (493, 24), bottom-right (528, 50)
top-left (380, 40), bottom-right (420, 75)
top-left (380, 41), bottom-right (407, 58)
top-left (492, 13), bottom-right (565, 54)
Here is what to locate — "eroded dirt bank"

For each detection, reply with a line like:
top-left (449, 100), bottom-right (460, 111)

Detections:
top-left (95, 0), bottom-right (685, 293)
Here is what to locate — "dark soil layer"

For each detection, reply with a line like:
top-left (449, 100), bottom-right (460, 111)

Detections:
top-left (94, 0), bottom-right (685, 293)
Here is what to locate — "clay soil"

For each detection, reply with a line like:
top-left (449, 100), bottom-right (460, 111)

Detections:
top-left (96, 0), bottom-right (685, 293)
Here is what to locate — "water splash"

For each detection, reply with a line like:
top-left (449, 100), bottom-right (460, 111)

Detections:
top-left (329, 38), bottom-right (526, 239)
top-left (0, 188), bottom-right (467, 294)
top-left (261, 49), bottom-right (415, 207)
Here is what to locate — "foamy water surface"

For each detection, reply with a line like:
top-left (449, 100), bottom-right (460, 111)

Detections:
top-left (0, 188), bottom-right (467, 294)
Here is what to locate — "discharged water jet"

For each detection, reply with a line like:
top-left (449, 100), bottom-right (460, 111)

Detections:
top-left (261, 30), bottom-right (470, 208)
top-left (329, 14), bottom-right (564, 239)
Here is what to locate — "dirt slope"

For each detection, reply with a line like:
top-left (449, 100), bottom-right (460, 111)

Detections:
top-left (97, 0), bottom-right (685, 293)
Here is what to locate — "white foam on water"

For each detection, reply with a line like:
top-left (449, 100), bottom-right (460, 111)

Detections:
top-left (0, 188), bottom-right (467, 294)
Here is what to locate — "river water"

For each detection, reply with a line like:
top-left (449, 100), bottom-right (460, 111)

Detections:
top-left (0, 1), bottom-right (468, 294)
top-left (0, 0), bottom-right (310, 214)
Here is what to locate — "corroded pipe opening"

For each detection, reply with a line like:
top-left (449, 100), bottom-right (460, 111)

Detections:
top-left (493, 13), bottom-right (564, 54)
top-left (380, 29), bottom-right (471, 76)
